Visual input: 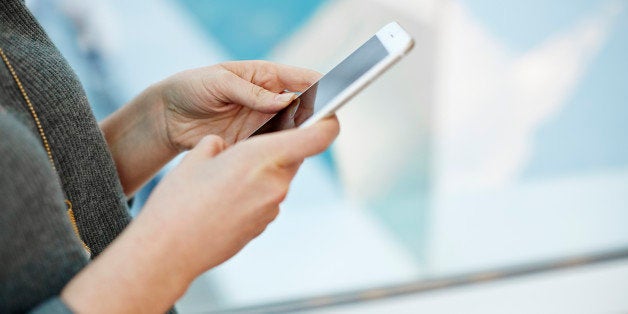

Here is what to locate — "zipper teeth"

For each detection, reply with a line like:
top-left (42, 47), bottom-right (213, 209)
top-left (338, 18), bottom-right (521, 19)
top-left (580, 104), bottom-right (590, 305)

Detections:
top-left (0, 47), bottom-right (90, 255)
top-left (0, 47), bottom-right (56, 170)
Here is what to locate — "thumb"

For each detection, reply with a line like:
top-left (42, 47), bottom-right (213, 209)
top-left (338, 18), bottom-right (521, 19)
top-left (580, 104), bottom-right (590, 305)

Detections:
top-left (220, 71), bottom-right (296, 113)
top-left (254, 115), bottom-right (340, 166)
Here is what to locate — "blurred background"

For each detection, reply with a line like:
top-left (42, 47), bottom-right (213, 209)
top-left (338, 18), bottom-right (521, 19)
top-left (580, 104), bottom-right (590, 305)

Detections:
top-left (28, 0), bottom-right (628, 312)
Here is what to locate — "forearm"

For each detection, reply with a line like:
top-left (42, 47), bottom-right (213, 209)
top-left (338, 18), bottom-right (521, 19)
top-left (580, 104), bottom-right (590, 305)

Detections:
top-left (61, 211), bottom-right (193, 313)
top-left (100, 85), bottom-right (178, 196)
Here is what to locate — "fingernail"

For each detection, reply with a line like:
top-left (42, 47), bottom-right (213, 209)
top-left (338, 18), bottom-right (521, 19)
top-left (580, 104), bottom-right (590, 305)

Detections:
top-left (275, 93), bottom-right (295, 103)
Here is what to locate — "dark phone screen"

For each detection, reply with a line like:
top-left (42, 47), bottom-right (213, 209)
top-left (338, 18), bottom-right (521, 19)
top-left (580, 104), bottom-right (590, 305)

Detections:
top-left (252, 35), bottom-right (388, 135)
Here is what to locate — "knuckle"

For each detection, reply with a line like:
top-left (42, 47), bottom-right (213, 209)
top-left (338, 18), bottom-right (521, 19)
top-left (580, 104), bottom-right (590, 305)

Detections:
top-left (252, 84), bottom-right (265, 99)
top-left (217, 69), bottom-right (233, 82)
top-left (257, 61), bottom-right (279, 85)
top-left (201, 134), bottom-right (219, 142)
top-left (255, 60), bottom-right (273, 72)
top-left (202, 135), bottom-right (225, 154)
top-left (257, 169), bottom-right (289, 204)
top-left (202, 72), bottom-right (228, 101)
top-left (268, 206), bottom-right (280, 220)
top-left (264, 146), bottom-right (292, 170)
top-left (270, 183), bottom-right (289, 204)
top-left (252, 225), bottom-right (267, 238)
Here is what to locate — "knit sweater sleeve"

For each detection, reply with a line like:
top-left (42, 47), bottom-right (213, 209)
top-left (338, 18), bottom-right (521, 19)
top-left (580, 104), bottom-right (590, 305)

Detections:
top-left (0, 113), bottom-right (88, 313)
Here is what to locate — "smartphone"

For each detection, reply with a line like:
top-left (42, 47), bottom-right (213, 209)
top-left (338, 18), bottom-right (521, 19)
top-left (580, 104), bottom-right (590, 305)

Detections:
top-left (250, 21), bottom-right (414, 136)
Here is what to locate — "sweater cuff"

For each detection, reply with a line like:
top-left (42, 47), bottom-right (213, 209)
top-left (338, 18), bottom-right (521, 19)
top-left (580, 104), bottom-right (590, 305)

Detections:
top-left (30, 297), bottom-right (74, 314)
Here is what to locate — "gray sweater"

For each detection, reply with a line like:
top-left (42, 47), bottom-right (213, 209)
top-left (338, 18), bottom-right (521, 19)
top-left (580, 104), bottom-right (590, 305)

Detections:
top-left (1, 0), bottom-right (133, 312)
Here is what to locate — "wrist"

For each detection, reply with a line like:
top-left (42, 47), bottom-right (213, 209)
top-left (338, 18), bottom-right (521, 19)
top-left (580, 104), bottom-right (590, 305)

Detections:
top-left (100, 83), bottom-right (179, 195)
top-left (62, 211), bottom-right (194, 313)
top-left (144, 81), bottom-right (182, 156)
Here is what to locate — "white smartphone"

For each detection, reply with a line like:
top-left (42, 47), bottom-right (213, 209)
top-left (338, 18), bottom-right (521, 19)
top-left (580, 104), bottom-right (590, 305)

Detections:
top-left (250, 21), bottom-right (414, 136)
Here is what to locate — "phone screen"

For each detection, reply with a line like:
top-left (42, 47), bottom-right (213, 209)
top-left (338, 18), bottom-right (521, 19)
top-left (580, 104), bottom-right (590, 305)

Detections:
top-left (252, 36), bottom-right (389, 135)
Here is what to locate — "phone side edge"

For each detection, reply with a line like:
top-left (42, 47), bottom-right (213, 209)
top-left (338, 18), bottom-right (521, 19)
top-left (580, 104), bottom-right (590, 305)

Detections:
top-left (298, 52), bottom-right (404, 129)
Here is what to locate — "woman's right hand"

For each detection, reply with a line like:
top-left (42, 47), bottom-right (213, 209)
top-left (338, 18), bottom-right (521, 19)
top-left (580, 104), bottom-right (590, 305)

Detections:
top-left (143, 115), bottom-right (340, 276)
top-left (62, 116), bottom-right (339, 314)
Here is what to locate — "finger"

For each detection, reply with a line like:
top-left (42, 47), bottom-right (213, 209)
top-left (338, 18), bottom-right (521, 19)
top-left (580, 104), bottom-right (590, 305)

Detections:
top-left (185, 135), bottom-right (227, 162)
top-left (255, 115), bottom-right (340, 165)
top-left (268, 63), bottom-right (321, 92)
top-left (218, 70), bottom-right (297, 113)
top-left (222, 61), bottom-right (321, 93)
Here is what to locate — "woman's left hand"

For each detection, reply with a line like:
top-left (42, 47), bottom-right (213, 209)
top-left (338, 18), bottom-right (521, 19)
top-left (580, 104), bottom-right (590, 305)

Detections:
top-left (102, 60), bottom-right (319, 195)
top-left (153, 60), bottom-right (320, 152)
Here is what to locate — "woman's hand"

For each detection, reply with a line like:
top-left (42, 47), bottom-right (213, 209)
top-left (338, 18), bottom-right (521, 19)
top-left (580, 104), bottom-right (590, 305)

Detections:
top-left (63, 117), bottom-right (340, 314)
top-left (146, 116), bottom-right (339, 273)
top-left (155, 60), bottom-right (320, 150)
top-left (101, 61), bottom-right (320, 195)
